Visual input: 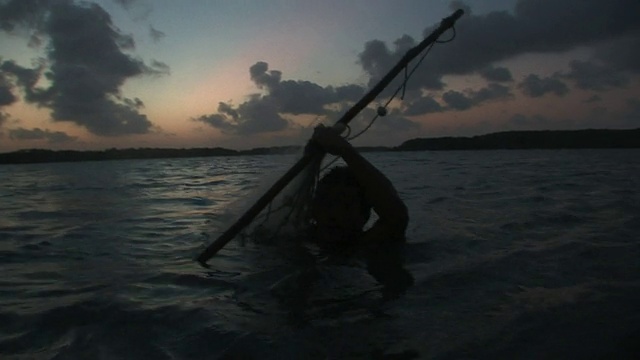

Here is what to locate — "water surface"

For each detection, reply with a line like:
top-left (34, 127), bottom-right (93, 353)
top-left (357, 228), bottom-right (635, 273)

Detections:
top-left (1, 150), bottom-right (639, 359)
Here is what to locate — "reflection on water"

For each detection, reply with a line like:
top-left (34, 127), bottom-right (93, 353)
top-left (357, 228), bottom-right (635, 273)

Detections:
top-left (1, 150), bottom-right (639, 358)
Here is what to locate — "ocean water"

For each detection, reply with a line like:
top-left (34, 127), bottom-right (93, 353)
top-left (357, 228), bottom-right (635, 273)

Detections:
top-left (1, 149), bottom-right (639, 359)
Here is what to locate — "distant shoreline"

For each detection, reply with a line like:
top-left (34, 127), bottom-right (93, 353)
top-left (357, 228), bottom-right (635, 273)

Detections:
top-left (1, 128), bottom-right (639, 165)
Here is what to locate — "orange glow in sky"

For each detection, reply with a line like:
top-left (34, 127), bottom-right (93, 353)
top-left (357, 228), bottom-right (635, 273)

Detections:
top-left (1, 0), bottom-right (638, 153)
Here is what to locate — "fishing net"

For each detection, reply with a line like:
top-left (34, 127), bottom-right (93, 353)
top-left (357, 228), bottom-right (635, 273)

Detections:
top-left (236, 147), bottom-right (325, 245)
top-left (197, 9), bottom-right (463, 265)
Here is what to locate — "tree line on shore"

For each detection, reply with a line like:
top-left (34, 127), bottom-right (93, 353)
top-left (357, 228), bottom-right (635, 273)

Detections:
top-left (1, 129), bottom-right (638, 165)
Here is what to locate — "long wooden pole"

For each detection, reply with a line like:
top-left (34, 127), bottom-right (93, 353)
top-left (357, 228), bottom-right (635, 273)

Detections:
top-left (197, 9), bottom-right (464, 265)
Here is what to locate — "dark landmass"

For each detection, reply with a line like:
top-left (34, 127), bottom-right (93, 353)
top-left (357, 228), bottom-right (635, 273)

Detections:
top-left (1, 129), bottom-right (638, 165)
top-left (394, 128), bottom-right (640, 151)
top-left (0, 146), bottom-right (304, 165)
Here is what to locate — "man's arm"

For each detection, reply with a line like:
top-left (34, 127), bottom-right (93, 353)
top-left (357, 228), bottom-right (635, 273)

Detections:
top-left (312, 125), bottom-right (409, 233)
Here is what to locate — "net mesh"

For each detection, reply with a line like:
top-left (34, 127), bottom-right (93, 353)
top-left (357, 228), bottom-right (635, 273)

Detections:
top-left (236, 149), bottom-right (326, 245)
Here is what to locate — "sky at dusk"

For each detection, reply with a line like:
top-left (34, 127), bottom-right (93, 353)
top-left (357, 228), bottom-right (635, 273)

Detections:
top-left (1, 0), bottom-right (639, 152)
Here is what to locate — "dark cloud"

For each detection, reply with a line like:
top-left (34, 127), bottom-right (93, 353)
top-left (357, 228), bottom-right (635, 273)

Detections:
top-left (404, 83), bottom-right (512, 116)
top-left (194, 96), bottom-right (289, 135)
top-left (563, 60), bottom-right (629, 91)
top-left (358, 37), bottom-right (444, 91)
top-left (0, 67), bottom-right (19, 107)
top-left (470, 83), bottom-right (513, 103)
top-left (334, 84), bottom-right (365, 102)
top-left (112, 0), bottom-right (137, 10)
top-left (8, 127), bottom-right (77, 143)
top-left (0, 82), bottom-right (17, 106)
top-left (323, 105), bottom-right (419, 138)
top-left (622, 98), bottom-right (640, 126)
top-left (480, 66), bottom-right (513, 82)
top-left (148, 60), bottom-right (170, 75)
top-left (0, 111), bottom-right (9, 128)
top-left (1, 60), bottom-right (40, 89)
top-left (505, 109), bottom-right (638, 131)
top-left (404, 96), bottom-right (443, 115)
top-left (0, 1), bottom-right (163, 136)
top-left (518, 74), bottom-right (569, 98)
top-left (35, 1), bottom-right (156, 136)
top-left (626, 98), bottom-right (640, 110)
top-left (372, 108), bottom-right (420, 132)
top-left (512, 1), bottom-right (640, 52)
top-left (149, 25), bottom-right (165, 42)
top-left (196, 62), bottom-right (367, 135)
top-left (194, 113), bottom-right (235, 133)
top-left (507, 113), bottom-right (569, 130)
top-left (113, 0), bottom-right (152, 20)
top-left (0, 0), bottom-right (48, 32)
top-left (0, 0), bottom-right (48, 49)
top-left (358, 0), bottom-right (640, 91)
top-left (217, 102), bottom-right (239, 121)
top-left (358, 40), bottom-right (393, 82)
top-left (272, 81), bottom-right (333, 115)
top-left (594, 32), bottom-right (640, 73)
top-left (250, 61), bottom-right (280, 89)
top-left (353, 0), bottom-right (640, 126)
top-left (233, 96), bottom-right (289, 134)
top-left (250, 62), bottom-right (331, 114)
top-left (1, 60), bottom-right (43, 102)
top-left (442, 90), bottom-right (473, 110)
top-left (584, 94), bottom-right (602, 103)
top-left (0, 70), bottom-right (15, 131)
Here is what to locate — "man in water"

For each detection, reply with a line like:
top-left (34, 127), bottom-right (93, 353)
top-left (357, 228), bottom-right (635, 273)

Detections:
top-left (309, 124), bottom-right (414, 297)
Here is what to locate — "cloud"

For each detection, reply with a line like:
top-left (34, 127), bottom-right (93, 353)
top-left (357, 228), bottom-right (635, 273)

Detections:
top-left (442, 90), bottom-right (473, 110)
top-left (404, 82), bottom-right (512, 116)
top-left (563, 60), bottom-right (629, 91)
top-left (0, 70), bottom-right (15, 131)
top-left (317, 105), bottom-right (419, 143)
top-left (249, 61), bottom-right (366, 115)
top-left (0, 111), bottom-right (9, 128)
top-left (196, 62), bottom-right (366, 135)
top-left (505, 104), bottom-right (640, 131)
top-left (404, 96), bottom-right (443, 115)
top-left (584, 95), bottom-right (602, 103)
top-left (334, 84), bottom-right (365, 102)
top-left (148, 59), bottom-right (170, 75)
top-left (194, 96), bottom-right (289, 135)
top-left (194, 113), bottom-right (235, 133)
top-left (40, 1), bottom-right (157, 136)
top-left (113, 0), bottom-right (152, 21)
top-left (622, 97), bottom-right (640, 126)
top-left (518, 74), bottom-right (569, 98)
top-left (0, 67), bottom-right (22, 114)
top-left (593, 32), bottom-right (640, 73)
top-left (370, 108), bottom-right (419, 133)
top-left (112, 0), bottom-right (137, 10)
top-left (0, 0), bottom-right (163, 136)
top-left (507, 113), bottom-right (571, 130)
top-left (0, 0), bottom-right (48, 32)
top-left (149, 25), bottom-right (165, 42)
top-left (1, 60), bottom-right (43, 102)
top-left (480, 66), bottom-right (513, 82)
top-left (8, 127), bottom-right (77, 143)
top-left (0, 81), bottom-right (17, 106)
top-left (358, 37), bottom-right (444, 92)
top-left (357, 0), bottom-right (640, 91)
top-left (350, 0), bottom-right (640, 127)
top-left (470, 83), bottom-right (513, 102)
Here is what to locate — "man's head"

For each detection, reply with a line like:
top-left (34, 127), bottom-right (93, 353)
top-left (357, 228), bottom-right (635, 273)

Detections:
top-left (311, 166), bottom-right (371, 235)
